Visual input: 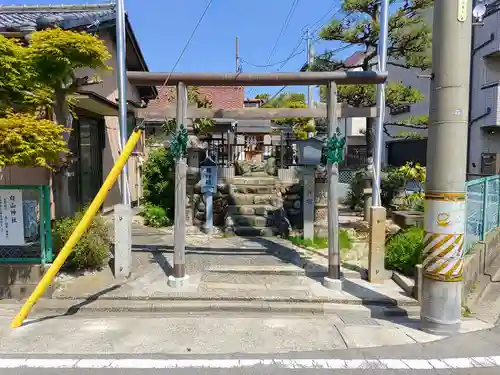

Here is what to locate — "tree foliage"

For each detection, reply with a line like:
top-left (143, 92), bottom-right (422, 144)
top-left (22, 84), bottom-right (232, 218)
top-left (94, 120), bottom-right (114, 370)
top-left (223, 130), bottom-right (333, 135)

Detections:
top-left (312, 0), bottom-right (433, 152)
top-left (0, 28), bottom-right (111, 168)
top-left (161, 86), bottom-right (216, 135)
top-left (0, 113), bottom-right (69, 169)
top-left (258, 92), bottom-right (314, 139)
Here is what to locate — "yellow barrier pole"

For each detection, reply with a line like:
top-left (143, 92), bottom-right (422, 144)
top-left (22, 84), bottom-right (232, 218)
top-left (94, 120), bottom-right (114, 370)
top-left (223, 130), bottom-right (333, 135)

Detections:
top-left (10, 127), bottom-right (144, 328)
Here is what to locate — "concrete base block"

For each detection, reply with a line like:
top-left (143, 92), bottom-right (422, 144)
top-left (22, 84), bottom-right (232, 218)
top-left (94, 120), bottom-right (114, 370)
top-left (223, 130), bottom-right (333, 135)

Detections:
top-left (0, 263), bottom-right (54, 299)
top-left (167, 275), bottom-right (190, 288)
top-left (114, 204), bottom-right (132, 280)
top-left (420, 276), bottom-right (461, 336)
top-left (368, 206), bottom-right (387, 283)
top-left (323, 277), bottom-right (342, 291)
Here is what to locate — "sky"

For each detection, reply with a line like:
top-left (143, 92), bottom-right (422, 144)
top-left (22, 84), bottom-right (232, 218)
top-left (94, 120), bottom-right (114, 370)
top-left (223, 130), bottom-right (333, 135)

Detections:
top-left (7, 0), bottom-right (357, 100)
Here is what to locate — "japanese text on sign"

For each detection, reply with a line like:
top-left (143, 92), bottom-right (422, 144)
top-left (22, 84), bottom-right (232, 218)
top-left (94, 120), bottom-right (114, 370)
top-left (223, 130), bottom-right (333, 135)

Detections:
top-left (0, 190), bottom-right (25, 246)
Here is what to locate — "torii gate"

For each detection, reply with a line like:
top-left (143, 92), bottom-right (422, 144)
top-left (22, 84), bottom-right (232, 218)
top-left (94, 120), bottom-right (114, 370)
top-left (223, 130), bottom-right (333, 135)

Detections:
top-left (127, 71), bottom-right (387, 290)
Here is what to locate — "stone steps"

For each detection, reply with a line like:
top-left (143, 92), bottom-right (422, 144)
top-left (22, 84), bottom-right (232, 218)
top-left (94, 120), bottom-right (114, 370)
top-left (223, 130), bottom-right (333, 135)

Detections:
top-left (232, 176), bottom-right (276, 186)
top-left (227, 205), bottom-right (275, 216)
top-left (231, 193), bottom-right (281, 206)
top-left (233, 225), bottom-right (276, 237)
top-left (231, 214), bottom-right (272, 227)
top-left (226, 175), bottom-right (284, 237)
top-left (232, 184), bottom-right (276, 194)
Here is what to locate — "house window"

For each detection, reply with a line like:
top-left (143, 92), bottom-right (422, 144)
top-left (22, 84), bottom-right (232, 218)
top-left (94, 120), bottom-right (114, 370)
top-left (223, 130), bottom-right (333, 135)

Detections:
top-left (390, 105), bottom-right (411, 115)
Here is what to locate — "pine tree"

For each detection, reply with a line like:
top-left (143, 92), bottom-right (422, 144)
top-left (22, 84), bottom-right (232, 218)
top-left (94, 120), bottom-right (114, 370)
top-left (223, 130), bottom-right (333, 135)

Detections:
top-left (312, 0), bottom-right (433, 161)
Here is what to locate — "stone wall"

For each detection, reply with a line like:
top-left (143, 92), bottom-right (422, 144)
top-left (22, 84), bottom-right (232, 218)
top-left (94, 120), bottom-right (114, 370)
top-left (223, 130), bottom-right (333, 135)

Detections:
top-left (278, 182), bottom-right (303, 230)
top-left (192, 182), bottom-right (231, 228)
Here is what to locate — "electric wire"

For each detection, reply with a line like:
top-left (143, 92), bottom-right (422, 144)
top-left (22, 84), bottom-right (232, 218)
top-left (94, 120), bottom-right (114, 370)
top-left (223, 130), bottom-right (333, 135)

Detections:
top-left (159, 0), bottom-right (213, 89)
top-left (266, 0), bottom-right (301, 64)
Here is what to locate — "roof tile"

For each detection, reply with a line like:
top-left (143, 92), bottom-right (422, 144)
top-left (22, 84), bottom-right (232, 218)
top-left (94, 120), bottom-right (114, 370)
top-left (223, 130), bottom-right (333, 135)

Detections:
top-left (145, 86), bottom-right (244, 113)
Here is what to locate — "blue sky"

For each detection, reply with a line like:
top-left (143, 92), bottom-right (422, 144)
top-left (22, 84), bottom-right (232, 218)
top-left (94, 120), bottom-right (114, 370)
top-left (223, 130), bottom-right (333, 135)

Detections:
top-left (9, 0), bottom-right (357, 99)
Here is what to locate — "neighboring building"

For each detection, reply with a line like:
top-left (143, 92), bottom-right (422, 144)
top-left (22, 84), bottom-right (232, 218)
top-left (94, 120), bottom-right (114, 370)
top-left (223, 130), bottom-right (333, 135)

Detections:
top-left (244, 98), bottom-right (265, 108)
top-left (143, 86), bottom-right (244, 141)
top-left (0, 4), bottom-right (157, 216)
top-left (469, 5), bottom-right (500, 175)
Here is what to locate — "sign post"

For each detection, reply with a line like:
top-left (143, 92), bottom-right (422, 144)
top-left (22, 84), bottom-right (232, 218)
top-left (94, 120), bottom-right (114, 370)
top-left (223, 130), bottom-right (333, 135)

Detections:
top-left (200, 155), bottom-right (218, 235)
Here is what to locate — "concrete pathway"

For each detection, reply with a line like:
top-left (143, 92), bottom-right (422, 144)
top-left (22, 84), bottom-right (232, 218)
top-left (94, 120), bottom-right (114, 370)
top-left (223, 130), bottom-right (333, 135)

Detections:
top-left (54, 223), bottom-right (416, 306)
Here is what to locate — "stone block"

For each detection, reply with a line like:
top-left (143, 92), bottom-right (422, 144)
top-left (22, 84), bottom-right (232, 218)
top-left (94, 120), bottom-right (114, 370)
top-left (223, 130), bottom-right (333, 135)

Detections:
top-left (0, 264), bottom-right (54, 300)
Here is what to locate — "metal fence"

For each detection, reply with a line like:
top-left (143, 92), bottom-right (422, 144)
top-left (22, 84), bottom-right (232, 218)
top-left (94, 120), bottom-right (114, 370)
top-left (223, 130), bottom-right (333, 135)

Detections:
top-left (0, 185), bottom-right (53, 264)
top-left (465, 175), bottom-right (500, 254)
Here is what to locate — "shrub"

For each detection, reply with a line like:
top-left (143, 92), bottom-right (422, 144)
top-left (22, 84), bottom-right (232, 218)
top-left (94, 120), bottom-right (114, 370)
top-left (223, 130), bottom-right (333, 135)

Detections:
top-left (53, 210), bottom-right (110, 271)
top-left (142, 148), bottom-right (175, 218)
top-left (385, 226), bottom-right (424, 276)
top-left (344, 169), bottom-right (365, 209)
top-left (380, 168), bottom-right (406, 207)
top-left (142, 204), bottom-right (171, 228)
top-left (345, 167), bottom-right (406, 210)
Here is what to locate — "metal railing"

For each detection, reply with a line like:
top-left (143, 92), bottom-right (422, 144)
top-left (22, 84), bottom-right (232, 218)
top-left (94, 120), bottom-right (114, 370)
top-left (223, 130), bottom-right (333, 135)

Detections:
top-left (0, 185), bottom-right (53, 264)
top-left (465, 175), bottom-right (500, 254)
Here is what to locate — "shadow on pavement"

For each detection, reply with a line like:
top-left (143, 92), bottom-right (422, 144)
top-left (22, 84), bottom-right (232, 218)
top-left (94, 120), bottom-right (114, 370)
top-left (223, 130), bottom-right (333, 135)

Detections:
top-left (21, 284), bottom-right (122, 327)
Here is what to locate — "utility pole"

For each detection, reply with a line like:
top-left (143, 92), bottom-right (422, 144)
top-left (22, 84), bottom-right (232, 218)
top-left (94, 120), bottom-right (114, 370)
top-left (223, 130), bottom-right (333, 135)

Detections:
top-left (421, 0), bottom-right (472, 335)
top-left (367, 0), bottom-right (389, 283)
top-left (306, 28), bottom-right (314, 138)
top-left (236, 36), bottom-right (240, 72)
top-left (114, 0), bottom-right (132, 279)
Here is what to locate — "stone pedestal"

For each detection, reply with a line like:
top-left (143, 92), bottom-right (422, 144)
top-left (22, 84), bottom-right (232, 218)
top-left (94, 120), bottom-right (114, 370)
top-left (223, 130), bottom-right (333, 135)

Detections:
top-left (302, 168), bottom-right (315, 240)
top-left (314, 181), bottom-right (328, 237)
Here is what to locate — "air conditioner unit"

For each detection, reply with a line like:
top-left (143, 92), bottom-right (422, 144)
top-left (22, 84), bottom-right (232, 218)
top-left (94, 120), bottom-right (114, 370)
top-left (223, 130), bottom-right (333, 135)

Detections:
top-left (481, 153), bottom-right (500, 175)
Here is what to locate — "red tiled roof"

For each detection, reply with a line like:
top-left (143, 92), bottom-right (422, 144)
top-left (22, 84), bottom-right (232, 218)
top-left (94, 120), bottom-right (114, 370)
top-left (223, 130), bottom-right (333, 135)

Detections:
top-left (145, 86), bottom-right (244, 113)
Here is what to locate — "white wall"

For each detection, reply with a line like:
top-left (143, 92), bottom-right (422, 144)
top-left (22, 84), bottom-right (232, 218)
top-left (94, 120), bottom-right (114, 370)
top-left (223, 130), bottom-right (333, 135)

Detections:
top-left (469, 9), bottom-right (500, 174)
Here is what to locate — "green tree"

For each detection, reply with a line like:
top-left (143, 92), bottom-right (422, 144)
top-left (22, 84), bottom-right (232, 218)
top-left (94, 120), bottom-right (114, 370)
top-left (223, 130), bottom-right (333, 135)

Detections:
top-left (161, 86), bottom-right (215, 136)
top-left (258, 92), bottom-right (314, 139)
top-left (312, 0), bottom-right (433, 158)
top-left (0, 29), bottom-right (111, 167)
top-left (0, 28), bottom-right (112, 216)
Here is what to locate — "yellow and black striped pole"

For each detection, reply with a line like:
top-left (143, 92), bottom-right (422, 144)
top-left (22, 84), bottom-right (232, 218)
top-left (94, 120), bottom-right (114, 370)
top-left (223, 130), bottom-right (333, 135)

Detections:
top-left (421, 0), bottom-right (472, 336)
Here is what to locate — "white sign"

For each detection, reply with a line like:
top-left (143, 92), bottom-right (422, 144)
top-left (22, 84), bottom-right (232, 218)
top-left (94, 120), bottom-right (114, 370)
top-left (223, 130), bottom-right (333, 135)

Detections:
top-left (0, 190), bottom-right (25, 246)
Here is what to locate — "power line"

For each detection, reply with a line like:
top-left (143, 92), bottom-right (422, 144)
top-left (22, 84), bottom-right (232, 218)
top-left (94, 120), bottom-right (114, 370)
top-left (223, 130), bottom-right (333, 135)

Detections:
top-left (245, 30), bottom-right (306, 98)
top-left (240, 49), bottom-right (304, 68)
top-left (309, 1), bottom-right (340, 31)
top-left (160, 0), bottom-right (213, 88)
top-left (266, 0), bottom-right (301, 64)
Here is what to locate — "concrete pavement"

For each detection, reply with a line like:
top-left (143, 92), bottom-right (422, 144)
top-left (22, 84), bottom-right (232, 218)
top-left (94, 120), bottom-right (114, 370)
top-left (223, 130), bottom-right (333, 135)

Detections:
top-left (0, 309), bottom-right (493, 353)
top-left (1, 324), bottom-right (500, 374)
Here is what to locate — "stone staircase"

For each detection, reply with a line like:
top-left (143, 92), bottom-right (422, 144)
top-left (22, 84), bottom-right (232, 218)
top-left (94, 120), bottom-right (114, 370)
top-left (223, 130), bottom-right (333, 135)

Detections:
top-left (225, 173), bottom-right (286, 236)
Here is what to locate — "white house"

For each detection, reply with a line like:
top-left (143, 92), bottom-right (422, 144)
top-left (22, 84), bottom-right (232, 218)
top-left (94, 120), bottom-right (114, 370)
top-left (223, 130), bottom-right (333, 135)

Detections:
top-left (469, 5), bottom-right (500, 175)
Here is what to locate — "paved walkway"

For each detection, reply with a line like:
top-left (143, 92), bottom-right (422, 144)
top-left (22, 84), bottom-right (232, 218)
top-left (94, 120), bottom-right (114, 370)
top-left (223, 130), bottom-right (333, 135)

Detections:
top-left (53, 223), bottom-right (415, 306)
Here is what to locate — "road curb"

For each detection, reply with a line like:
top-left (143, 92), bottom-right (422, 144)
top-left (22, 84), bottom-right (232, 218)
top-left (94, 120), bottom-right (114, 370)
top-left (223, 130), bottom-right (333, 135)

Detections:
top-left (0, 300), bottom-right (420, 318)
top-left (48, 294), bottom-right (420, 307)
